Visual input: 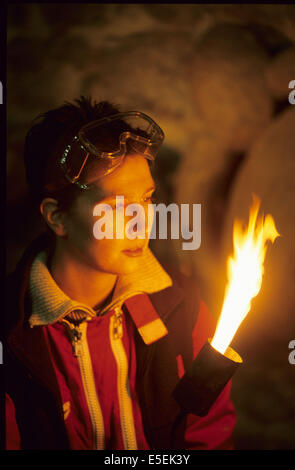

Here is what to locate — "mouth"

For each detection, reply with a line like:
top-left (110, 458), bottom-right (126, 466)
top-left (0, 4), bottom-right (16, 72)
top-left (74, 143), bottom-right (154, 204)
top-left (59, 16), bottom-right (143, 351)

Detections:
top-left (122, 247), bottom-right (144, 257)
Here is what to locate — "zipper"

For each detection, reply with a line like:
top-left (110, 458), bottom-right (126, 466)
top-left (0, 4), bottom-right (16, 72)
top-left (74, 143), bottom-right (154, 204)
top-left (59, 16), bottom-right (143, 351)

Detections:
top-left (109, 306), bottom-right (138, 450)
top-left (99, 290), bottom-right (145, 317)
top-left (62, 318), bottom-right (105, 450)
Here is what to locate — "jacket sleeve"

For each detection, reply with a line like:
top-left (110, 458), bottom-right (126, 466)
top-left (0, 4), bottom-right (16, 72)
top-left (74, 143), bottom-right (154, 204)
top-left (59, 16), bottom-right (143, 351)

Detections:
top-left (6, 393), bottom-right (22, 450)
top-left (179, 300), bottom-right (237, 450)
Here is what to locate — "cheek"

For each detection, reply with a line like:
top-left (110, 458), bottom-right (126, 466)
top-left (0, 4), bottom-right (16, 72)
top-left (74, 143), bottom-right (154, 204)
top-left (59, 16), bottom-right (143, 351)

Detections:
top-left (66, 212), bottom-right (93, 247)
top-left (65, 208), bottom-right (147, 274)
top-left (146, 203), bottom-right (155, 238)
top-left (115, 204), bottom-right (154, 240)
top-left (91, 238), bottom-right (124, 260)
top-left (89, 238), bottom-right (141, 275)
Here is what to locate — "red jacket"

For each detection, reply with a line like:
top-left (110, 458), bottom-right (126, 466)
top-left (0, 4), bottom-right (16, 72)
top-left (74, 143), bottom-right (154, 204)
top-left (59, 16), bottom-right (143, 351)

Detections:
top-left (5, 234), bottom-right (236, 450)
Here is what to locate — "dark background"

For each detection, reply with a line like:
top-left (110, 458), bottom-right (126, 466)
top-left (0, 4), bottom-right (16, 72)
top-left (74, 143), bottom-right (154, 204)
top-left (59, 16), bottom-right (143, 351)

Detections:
top-left (6, 4), bottom-right (295, 449)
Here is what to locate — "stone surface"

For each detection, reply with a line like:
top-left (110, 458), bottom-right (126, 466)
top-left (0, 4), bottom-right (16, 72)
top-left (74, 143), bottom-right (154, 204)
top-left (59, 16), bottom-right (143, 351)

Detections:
top-left (86, 31), bottom-right (199, 153)
top-left (173, 131), bottom-right (234, 288)
top-left (220, 107), bottom-right (295, 341)
top-left (6, 4), bottom-right (295, 449)
top-left (265, 46), bottom-right (295, 99)
top-left (214, 108), bottom-right (295, 449)
top-left (190, 24), bottom-right (273, 152)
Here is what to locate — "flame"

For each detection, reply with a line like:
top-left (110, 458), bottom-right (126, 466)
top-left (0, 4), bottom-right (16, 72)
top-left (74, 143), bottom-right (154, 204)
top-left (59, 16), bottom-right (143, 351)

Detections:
top-left (211, 195), bottom-right (280, 355)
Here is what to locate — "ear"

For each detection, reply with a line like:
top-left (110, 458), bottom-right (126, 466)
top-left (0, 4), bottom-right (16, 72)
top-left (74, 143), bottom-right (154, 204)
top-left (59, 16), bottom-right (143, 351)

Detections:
top-left (40, 198), bottom-right (67, 237)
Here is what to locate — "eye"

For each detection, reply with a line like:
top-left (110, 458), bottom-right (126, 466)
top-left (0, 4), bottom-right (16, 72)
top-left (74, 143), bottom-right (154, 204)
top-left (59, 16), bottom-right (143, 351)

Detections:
top-left (143, 192), bottom-right (156, 204)
top-left (115, 203), bottom-right (125, 211)
top-left (105, 199), bottom-right (125, 210)
top-left (104, 201), bottom-right (116, 209)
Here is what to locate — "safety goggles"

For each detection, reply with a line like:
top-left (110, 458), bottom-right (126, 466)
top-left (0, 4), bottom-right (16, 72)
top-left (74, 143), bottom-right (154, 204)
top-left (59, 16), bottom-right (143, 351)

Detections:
top-left (59, 111), bottom-right (164, 190)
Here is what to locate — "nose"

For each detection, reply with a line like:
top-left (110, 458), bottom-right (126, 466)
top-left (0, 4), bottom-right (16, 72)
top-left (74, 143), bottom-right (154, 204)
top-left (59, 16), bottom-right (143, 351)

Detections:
top-left (125, 202), bottom-right (151, 240)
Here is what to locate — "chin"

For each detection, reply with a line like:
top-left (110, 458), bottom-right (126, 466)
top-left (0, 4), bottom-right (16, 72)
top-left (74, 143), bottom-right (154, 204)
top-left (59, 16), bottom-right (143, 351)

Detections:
top-left (115, 256), bottom-right (143, 275)
top-left (119, 259), bottom-right (142, 275)
top-left (95, 257), bottom-right (140, 276)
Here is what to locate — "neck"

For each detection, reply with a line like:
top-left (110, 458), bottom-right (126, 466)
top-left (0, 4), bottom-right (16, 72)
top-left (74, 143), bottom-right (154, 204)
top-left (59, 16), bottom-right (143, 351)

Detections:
top-left (49, 241), bottom-right (117, 310)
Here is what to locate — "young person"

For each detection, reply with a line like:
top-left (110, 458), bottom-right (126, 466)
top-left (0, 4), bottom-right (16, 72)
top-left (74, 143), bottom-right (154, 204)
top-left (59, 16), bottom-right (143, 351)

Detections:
top-left (5, 97), bottom-right (236, 450)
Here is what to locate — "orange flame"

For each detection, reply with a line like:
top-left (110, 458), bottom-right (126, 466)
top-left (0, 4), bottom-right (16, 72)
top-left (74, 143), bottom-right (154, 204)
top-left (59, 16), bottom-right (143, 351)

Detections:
top-left (211, 195), bottom-right (280, 355)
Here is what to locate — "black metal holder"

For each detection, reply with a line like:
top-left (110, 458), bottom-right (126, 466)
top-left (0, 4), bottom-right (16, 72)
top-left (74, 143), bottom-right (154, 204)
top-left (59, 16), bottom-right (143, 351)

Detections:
top-left (173, 340), bottom-right (242, 417)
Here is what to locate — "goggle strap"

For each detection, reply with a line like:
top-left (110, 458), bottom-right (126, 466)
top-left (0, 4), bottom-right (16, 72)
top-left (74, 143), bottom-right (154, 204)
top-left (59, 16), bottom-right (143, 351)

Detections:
top-left (73, 152), bottom-right (90, 181)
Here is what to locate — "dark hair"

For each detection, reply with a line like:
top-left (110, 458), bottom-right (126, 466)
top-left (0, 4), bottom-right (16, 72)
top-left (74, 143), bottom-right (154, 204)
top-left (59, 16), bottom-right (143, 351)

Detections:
top-left (24, 96), bottom-right (148, 211)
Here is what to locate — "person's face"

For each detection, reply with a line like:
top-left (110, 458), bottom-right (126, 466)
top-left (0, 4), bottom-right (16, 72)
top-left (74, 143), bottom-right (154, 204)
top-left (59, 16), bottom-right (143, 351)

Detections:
top-left (61, 154), bottom-right (156, 275)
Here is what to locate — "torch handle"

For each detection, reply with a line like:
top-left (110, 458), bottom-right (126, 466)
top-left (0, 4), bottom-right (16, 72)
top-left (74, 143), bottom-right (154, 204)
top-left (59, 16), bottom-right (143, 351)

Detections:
top-left (173, 340), bottom-right (242, 416)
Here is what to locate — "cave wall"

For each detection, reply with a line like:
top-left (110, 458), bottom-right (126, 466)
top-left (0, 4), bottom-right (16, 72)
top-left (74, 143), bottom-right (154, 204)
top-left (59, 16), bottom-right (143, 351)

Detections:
top-left (7, 4), bottom-right (295, 449)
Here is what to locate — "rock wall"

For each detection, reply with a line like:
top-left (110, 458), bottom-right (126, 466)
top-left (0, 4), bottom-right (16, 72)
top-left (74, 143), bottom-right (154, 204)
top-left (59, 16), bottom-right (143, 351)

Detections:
top-left (7, 4), bottom-right (295, 449)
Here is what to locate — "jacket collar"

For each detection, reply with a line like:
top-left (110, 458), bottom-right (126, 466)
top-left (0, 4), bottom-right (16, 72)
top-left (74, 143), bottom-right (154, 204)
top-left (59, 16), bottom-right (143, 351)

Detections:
top-left (6, 233), bottom-right (185, 395)
top-left (7, 233), bottom-right (185, 343)
top-left (28, 244), bottom-right (173, 327)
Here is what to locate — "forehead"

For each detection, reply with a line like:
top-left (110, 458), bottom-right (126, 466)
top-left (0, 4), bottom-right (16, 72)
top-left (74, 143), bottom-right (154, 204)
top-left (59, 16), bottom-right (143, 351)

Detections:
top-left (91, 154), bottom-right (155, 199)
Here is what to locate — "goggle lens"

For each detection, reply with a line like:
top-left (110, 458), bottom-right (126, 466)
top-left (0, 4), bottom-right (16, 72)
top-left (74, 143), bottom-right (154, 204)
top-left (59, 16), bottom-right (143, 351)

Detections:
top-left (60, 111), bottom-right (164, 189)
